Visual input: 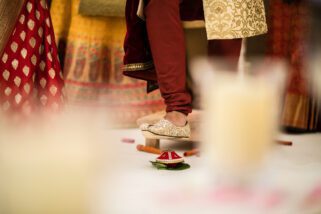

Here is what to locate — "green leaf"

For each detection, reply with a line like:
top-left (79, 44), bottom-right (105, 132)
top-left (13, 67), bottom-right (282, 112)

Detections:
top-left (150, 161), bottom-right (190, 171)
top-left (150, 161), bottom-right (167, 169)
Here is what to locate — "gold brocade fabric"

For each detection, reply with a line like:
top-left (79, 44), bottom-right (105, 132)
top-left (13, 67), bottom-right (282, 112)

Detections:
top-left (78, 0), bottom-right (125, 17)
top-left (282, 94), bottom-right (320, 131)
top-left (203, 0), bottom-right (268, 39)
top-left (137, 0), bottom-right (268, 39)
top-left (0, 0), bottom-right (24, 55)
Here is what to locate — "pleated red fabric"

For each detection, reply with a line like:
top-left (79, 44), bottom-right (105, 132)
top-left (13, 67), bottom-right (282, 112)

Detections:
top-left (0, 0), bottom-right (64, 115)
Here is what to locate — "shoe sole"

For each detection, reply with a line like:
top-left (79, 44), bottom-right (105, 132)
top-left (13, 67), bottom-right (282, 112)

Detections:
top-left (142, 130), bottom-right (190, 140)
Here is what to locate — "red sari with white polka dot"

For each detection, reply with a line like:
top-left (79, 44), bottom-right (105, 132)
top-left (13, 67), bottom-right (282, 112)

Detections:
top-left (0, 0), bottom-right (64, 116)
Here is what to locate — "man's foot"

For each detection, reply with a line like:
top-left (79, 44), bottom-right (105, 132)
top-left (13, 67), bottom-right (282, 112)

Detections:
top-left (140, 119), bottom-right (191, 138)
top-left (139, 111), bottom-right (190, 138)
top-left (164, 111), bottom-right (187, 127)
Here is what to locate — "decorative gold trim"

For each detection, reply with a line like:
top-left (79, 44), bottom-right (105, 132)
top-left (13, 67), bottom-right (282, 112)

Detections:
top-left (78, 0), bottom-right (126, 18)
top-left (281, 93), bottom-right (320, 130)
top-left (183, 21), bottom-right (205, 29)
top-left (282, 93), bottom-right (308, 129)
top-left (123, 61), bottom-right (154, 71)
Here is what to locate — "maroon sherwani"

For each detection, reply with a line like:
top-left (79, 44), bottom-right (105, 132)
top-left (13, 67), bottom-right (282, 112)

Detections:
top-left (123, 0), bottom-right (242, 115)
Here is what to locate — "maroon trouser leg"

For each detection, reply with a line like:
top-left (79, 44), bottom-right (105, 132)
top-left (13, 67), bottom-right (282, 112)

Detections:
top-left (145, 0), bottom-right (192, 115)
top-left (208, 39), bottom-right (242, 71)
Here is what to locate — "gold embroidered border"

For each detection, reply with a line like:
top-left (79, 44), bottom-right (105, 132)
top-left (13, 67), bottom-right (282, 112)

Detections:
top-left (281, 93), bottom-right (320, 130)
top-left (78, 0), bottom-right (126, 17)
top-left (183, 21), bottom-right (205, 29)
top-left (122, 61), bottom-right (154, 71)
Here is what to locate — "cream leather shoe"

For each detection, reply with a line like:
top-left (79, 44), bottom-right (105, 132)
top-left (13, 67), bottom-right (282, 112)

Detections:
top-left (140, 119), bottom-right (190, 138)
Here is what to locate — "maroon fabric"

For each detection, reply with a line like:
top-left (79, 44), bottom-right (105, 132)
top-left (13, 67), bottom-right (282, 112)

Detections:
top-left (123, 0), bottom-right (204, 84)
top-left (208, 39), bottom-right (242, 71)
top-left (123, 0), bottom-right (242, 115)
top-left (180, 0), bottom-right (204, 21)
top-left (123, 0), bottom-right (152, 66)
top-left (145, 0), bottom-right (192, 115)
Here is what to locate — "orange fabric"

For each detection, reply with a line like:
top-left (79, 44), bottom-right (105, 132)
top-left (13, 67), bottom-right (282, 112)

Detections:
top-left (51, 0), bottom-right (164, 127)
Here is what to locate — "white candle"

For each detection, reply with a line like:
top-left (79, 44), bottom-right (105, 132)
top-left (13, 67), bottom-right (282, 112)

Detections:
top-left (202, 73), bottom-right (279, 175)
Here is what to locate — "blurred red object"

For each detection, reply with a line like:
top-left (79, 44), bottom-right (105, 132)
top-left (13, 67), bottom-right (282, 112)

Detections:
top-left (121, 138), bottom-right (135, 144)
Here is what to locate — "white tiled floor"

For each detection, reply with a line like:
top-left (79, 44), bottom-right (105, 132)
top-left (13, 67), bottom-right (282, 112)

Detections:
top-left (95, 129), bottom-right (321, 214)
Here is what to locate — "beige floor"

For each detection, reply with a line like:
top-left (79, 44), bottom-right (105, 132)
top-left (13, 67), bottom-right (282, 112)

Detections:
top-left (95, 129), bottom-right (321, 214)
